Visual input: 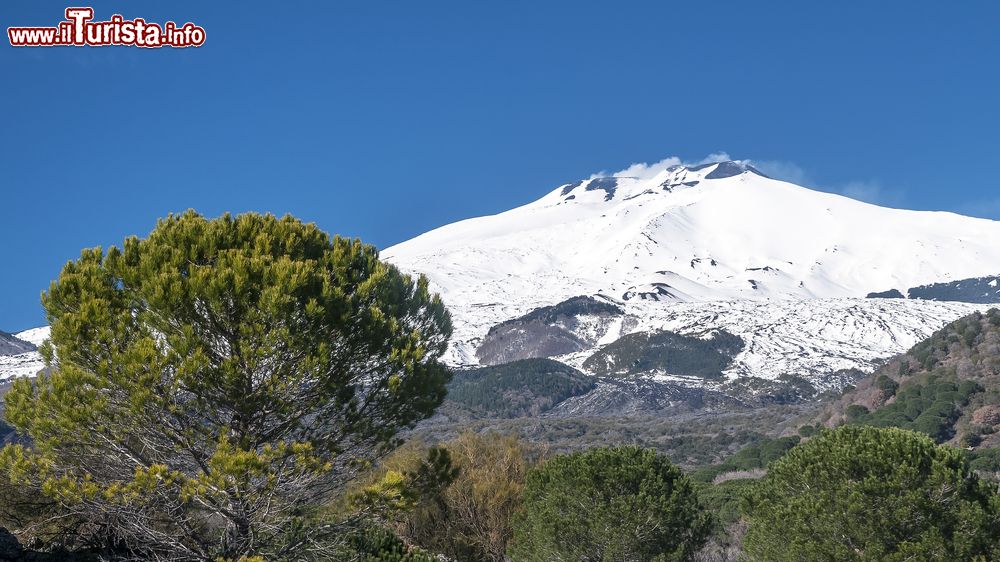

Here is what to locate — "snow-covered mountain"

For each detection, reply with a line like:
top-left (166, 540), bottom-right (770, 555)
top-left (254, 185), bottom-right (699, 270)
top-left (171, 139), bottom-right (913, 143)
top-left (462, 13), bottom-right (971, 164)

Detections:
top-left (3, 160), bottom-right (999, 392)
top-left (384, 160), bottom-right (1000, 386)
top-left (0, 327), bottom-right (49, 381)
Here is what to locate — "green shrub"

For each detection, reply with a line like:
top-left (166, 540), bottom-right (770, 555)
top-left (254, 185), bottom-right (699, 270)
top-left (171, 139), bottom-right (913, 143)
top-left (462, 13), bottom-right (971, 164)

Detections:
top-left (696, 478), bottom-right (756, 540)
top-left (967, 447), bottom-right (1000, 472)
top-left (987, 308), bottom-right (1000, 327)
top-left (875, 374), bottom-right (899, 396)
top-left (348, 526), bottom-right (438, 562)
top-left (849, 376), bottom-right (983, 442)
top-left (692, 436), bottom-right (799, 483)
top-left (510, 446), bottom-right (711, 561)
top-left (845, 404), bottom-right (870, 422)
top-left (744, 426), bottom-right (1000, 561)
top-left (961, 433), bottom-right (983, 448)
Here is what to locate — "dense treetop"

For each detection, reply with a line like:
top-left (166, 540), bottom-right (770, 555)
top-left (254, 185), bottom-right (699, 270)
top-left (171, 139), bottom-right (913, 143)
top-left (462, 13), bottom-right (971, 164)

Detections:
top-left (1, 211), bottom-right (454, 561)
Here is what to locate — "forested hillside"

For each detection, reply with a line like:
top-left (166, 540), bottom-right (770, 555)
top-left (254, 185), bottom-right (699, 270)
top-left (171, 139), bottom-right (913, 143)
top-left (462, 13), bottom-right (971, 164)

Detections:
top-left (820, 309), bottom-right (1000, 452)
top-left (446, 359), bottom-right (596, 418)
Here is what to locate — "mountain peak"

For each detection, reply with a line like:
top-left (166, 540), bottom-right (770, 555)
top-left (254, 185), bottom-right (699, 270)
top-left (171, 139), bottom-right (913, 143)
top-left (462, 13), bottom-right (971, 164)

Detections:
top-left (385, 154), bottom-right (1000, 326)
top-left (689, 160), bottom-right (769, 179)
top-left (552, 159), bottom-right (771, 205)
top-left (592, 159), bottom-right (767, 182)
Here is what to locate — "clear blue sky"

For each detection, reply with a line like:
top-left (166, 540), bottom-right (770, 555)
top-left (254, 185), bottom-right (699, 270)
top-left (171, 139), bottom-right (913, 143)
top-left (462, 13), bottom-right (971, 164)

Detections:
top-left (2, 1), bottom-right (999, 331)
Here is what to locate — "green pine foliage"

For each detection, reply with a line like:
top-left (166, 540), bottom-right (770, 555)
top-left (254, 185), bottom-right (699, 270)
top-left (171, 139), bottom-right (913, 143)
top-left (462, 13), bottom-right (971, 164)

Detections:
top-left (907, 311), bottom-right (989, 370)
top-left (447, 358), bottom-right (596, 418)
top-left (695, 477), bottom-right (755, 551)
top-left (346, 526), bottom-right (437, 562)
top-left (743, 425), bottom-right (1000, 561)
top-left (875, 374), bottom-right (899, 396)
top-left (990, 308), bottom-right (1000, 327)
top-left (691, 436), bottom-right (799, 483)
top-left (0, 212), bottom-right (453, 561)
top-left (845, 404), bottom-right (870, 422)
top-left (850, 375), bottom-right (982, 442)
top-left (967, 447), bottom-right (1000, 473)
top-left (509, 446), bottom-right (711, 561)
top-left (823, 308), bottom-right (1000, 445)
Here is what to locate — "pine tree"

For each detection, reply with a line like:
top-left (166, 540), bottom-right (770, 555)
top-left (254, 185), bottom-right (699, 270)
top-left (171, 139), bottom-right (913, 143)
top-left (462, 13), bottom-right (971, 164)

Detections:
top-left (743, 425), bottom-right (1000, 561)
top-left (1, 211), bottom-right (452, 561)
top-left (509, 446), bottom-right (710, 561)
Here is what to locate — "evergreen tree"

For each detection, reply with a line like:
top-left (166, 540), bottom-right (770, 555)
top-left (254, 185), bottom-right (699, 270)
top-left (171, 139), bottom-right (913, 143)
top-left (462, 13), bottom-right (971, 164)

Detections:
top-left (509, 446), bottom-right (710, 562)
top-left (1, 211), bottom-right (452, 561)
top-left (743, 425), bottom-right (1000, 561)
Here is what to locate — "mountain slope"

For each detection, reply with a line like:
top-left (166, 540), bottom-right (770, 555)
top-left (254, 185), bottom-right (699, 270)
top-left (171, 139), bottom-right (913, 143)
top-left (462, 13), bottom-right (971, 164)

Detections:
top-left (476, 296), bottom-right (625, 366)
top-left (0, 331), bottom-right (35, 356)
top-left (484, 295), bottom-right (986, 389)
top-left (0, 327), bottom-right (48, 381)
top-left (818, 309), bottom-right (1000, 449)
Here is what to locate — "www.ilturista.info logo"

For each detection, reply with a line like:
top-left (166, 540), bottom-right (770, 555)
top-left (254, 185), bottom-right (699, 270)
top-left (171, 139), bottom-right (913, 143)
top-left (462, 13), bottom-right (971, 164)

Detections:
top-left (8, 8), bottom-right (205, 48)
